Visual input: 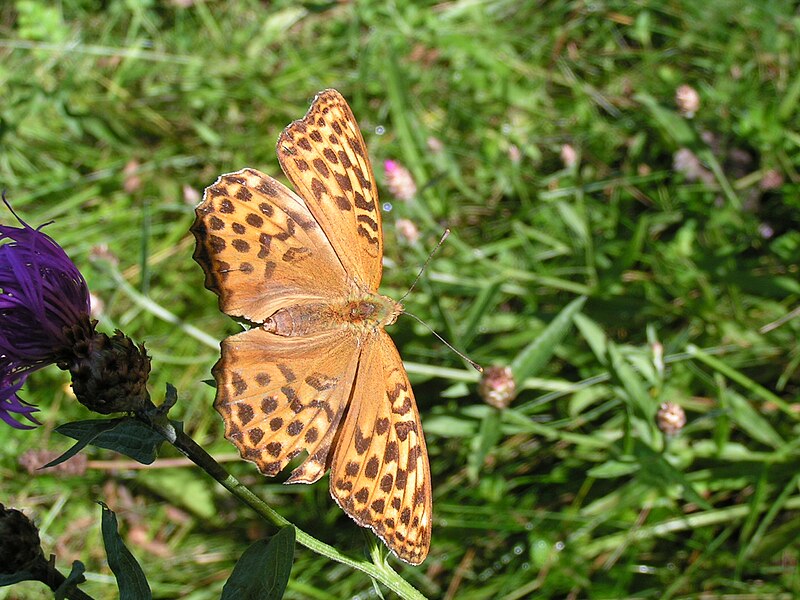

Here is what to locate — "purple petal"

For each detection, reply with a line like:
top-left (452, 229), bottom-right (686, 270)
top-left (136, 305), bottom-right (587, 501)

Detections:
top-left (0, 198), bottom-right (90, 370)
top-left (0, 374), bottom-right (40, 430)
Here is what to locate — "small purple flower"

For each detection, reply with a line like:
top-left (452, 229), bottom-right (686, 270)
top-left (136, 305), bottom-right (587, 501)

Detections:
top-left (0, 197), bottom-right (92, 428)
top-left (384, 159), bottom-right (417, 201)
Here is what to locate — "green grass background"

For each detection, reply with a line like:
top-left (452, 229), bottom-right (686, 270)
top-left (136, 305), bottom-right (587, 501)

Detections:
top-left (2, 0), bottom-right (800, 598)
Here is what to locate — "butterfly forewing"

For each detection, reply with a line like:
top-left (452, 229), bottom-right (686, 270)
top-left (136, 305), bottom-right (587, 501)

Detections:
top-left (277, 89), bottom-right (383, 292)
top-left (191, 168), bottom-right (347, 323)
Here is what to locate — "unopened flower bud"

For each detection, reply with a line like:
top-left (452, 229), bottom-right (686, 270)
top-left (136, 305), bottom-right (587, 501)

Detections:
top-left (673, 148), bottom-right (714, 185)
top-left (560, 144), bottom-right (578, 169)
top-left (426, 137), bottom-right (444, 153)
top-left (479, 366), bottom-right (516, 409)
top-left (675, 85), bottom-right (700, 117)
top-left (123, 159), bottom-right (142, 194)
top-left (183, 184), bottom-right (201, 205)
top-left (65, 330), bottom-right (151, 414)
top-left (759, 169), bottom-right (783, 191)
top-left (0, 504), bottom-right (45, 574)
top-left (395, 218), bottom-right (420, 244)
top-left (657, 402), bottom-right (686, 436)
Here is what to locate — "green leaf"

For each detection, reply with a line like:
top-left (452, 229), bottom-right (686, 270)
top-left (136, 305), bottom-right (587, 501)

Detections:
top-left (510, 296), bottom-right (587, 382)
top-left (137, 469), bottom-right (217, 520)
top-left (55, 417), bottom-right (166, 465)
top-left (573, 313), bottom-right (608, 365)
top-left (221, 527), bottom-right (296, 600)
top-left (588, 460), bottom-right (640, 479)
top-left (636, 442), bottom-right (712, 510)
top-left (423, 413), bottom-right (478, 438)
top-left (161, 383), bottom-right (178, 414)
top-left (634, 92), bottom-right (697, 146)
top-left (100, 503), bottom-right (152, 600)
top-left (749, 516), bottom-right (800, 562)
top-left (607, 343), bottom-right (657, 422)
top-left (46, 418), bottom-right (126, 468)
top-left (726, 390), bottom-right (785, 449)
top-left (467, 408), bottom-right (503, 483)
top-left (459, 278), bottom-right (503, 349)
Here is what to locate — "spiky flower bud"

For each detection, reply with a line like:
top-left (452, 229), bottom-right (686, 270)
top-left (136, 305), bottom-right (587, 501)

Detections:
top-left (65, 330), bottom-right (151, 414)
top-left (479, 366), bottom-right (516, 409)
top-left (0, 504), bottom-right (44, 574)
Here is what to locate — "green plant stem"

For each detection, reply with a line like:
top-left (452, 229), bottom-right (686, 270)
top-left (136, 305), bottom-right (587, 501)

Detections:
top-left (143, 414), bottom-right (426, 600)
top-left (29, 558), bottom-right (95, 600)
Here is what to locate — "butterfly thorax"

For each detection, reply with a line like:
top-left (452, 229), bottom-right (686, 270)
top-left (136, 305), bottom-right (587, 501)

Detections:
top-left (263, 292), bottom-right (402, 337)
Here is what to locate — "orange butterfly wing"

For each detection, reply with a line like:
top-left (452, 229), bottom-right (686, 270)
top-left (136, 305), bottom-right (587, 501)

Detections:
top-left (213, 327), bottom-right (359, 484)
top-left (191, 168), bottom-right (348, 323)
top-left (277, 89), bottom-right (383, 291)
top-left (330, 331), bottom-right (432, 564)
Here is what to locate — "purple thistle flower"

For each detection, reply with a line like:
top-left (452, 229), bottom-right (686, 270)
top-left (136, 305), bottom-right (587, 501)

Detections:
top-left (0, 197), bottom-right (92, 428)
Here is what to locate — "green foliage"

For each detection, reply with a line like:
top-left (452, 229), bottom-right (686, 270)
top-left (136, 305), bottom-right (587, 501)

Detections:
top-left (100, 503), bottom-right (152, 600)
top-left (2, 0), bottom-right (799, 598)
top-left (221, 528), bottom-right (295, 600)
top-left (51, 417), bottom-right (168, 466)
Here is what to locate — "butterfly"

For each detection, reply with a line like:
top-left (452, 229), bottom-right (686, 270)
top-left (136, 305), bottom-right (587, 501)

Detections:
top-left (191, 89), bottom-right (431, 564)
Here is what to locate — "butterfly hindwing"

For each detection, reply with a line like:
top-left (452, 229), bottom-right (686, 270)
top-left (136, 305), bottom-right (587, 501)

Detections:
top-left (329, 331), bottom-right (432, 565)
top-left (277, 89), bottom-right (383, 292)
top-left (214, 327), bottom-right (360, 483)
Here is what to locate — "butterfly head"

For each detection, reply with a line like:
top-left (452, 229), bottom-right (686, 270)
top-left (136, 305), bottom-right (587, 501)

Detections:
top-left (345, 293), bottom-right (402, 329)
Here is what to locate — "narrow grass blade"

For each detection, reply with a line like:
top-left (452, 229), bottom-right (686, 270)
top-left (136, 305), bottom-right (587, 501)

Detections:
top-left (510, 296), bottom-right (586, 381)
top-left (688, 344), bottom-right (798, 421)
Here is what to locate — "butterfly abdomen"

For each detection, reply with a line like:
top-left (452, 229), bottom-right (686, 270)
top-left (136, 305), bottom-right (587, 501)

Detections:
top-left (263, 302), bottom-right (334, 336)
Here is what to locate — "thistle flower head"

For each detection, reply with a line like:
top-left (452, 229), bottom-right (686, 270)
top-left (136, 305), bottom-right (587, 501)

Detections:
top-left (0, 198), bottom-right (151, 424)
top-left (0, 198), bottom-right (92, 427)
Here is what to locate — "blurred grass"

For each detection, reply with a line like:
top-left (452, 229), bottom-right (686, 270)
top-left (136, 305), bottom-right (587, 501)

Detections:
top-left (2, 0), bottom-right (800, 598)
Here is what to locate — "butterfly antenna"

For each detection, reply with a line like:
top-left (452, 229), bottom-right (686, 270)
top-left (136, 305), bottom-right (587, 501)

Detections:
top-left (398, 228), bottom-right (450, 303)
top-left (403, 311), bottom-right (483, 373)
